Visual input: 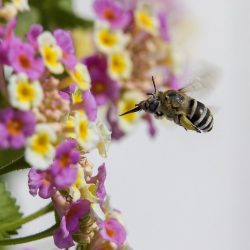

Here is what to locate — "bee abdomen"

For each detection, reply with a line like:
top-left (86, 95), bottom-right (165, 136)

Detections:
top-left (188, 100), bottom-right (213, 132)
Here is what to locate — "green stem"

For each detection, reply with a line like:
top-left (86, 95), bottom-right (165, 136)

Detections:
top-left (0, 155), bottom-right (30, 176)
top-left (0, 203), bottom-right (54, 232)
top-left (0, 224), bottom-right (58, 245)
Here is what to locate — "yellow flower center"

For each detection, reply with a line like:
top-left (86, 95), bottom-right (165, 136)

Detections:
top-left (121, 100), bottom-right (138, 123)
top-left (16, 81), bottom-right (36, 103)
top-left (110, 54), bottom-right (126, 74)
top-left (106, 226), bottom-right (115, 238)
top-left (92, 82), bottom-right (106, 95)
top-left (103, 9), bottom-right (116, 21)
top-left (79, 119), bottom-right (89, 141)
top-left (43, 46), bottom-right (58, 66)
top-left (19, 54), bottom-right (31, 69)
top-left (72, 89), bottom-right (83, 104)
top-left (31, 133), bottom-right (50, 155)
top-left (6, 119), bottom-right (23, 136)
top-left (98, 30), bottom-right (118, 48)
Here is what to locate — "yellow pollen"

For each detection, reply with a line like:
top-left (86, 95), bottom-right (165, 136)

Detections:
top-left (16, 81), bottom-right (36, 102)
top-left (92, 82), bottom-right (106, 95)
top-left (103, 9), bottom-right (116, 21)
top-left (137, 11), bottom-right (154, 29)
top-left (121, 100), bottom-right (138, 122)
top-left (79, 120), bottom-right (89, 141)
top-left (31, 133), bottom-right (50, 155)
top-left (99, 30), bottom-right (118, 47)
top-left (111, 54), bottom-right (126, 74)
top-left (19, 54), bottom-right (31, 69)
top-left (43, 46), bottom-right (58, 66)
top-left (6, 119), bottom-right (23, 136)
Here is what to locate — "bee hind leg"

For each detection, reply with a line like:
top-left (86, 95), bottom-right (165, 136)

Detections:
top-left (178, 115), bottom-right (201, 133)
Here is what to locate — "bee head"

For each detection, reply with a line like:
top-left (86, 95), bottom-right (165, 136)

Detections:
top-left (120, 76), bottom-right (160, 116)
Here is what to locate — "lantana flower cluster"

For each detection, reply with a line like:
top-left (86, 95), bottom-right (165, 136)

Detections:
top-left (0, 15), bottom-right (129, 249)
top-left (83, 0), bottom-right (186, 139)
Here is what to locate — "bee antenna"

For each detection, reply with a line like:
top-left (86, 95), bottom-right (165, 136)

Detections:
top-left (151, 76), bottom-right (157, 94)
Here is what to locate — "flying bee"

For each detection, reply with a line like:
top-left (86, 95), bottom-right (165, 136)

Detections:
top-left (120, 66), bottom-right (218, 133)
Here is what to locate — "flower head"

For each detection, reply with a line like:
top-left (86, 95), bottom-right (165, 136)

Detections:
top-left (118, 91), bottom-right (144, 132)
top-left (99, 218), bottom-right (126, 247)
top-left (8, 73), bottom-right (43, 110)
top-left (54, 29), bottom-right (77, 70)
top-left (53, 199), bottom-right (91, 249)
top-left (69, 63), bottom-right (91, 90)
top-left (27, 24), bottom-right (43, 48)
top-left (93, 0), bottom-right (132, 29)
top-left (50, 139), bottom-right (79, 189)
top-left (11, 0), bottom-right (30, 12)
top-left (108, 51), bottom-right (132, 81)
top-left (84, 54), bottom-right (120, 106)
top-left (38, 31), bottom-right (63, 74)
top-left (25, 124), bottom-right (57, 170)
top-left (28, 168), bottom-right (55, 198)
top-left (135, 6), bottom-right (159, 35)
top-left (0, 108), bottom-right (36, 149)
top-left (74, 112), bottom-right (99, 152)
top-left (94, 26), bottom-right (129, 54)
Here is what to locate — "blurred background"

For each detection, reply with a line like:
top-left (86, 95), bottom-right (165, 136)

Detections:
top-left (7, 0), bottom-right (250, 249)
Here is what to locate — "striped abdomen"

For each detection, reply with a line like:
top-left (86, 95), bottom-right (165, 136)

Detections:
top-left (188, 99), bottom-right (213, 132)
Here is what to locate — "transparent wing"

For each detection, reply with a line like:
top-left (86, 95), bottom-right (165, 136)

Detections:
top-left (179, 62), bottom-right (221, 99)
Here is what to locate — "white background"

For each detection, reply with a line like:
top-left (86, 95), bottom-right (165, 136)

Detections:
top-left (7, 0), bottom-right (250, 249)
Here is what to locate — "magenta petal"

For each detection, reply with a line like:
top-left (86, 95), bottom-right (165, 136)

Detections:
top-left (53, 167), bottom-right (77, 189)
top-left (27, 24), bottom-right (43, 48)
top-left (9, 133), bottom-right (25, 148)
top-left (82, 90), bottom-right (97, 121)
top-left (0, 124), bottom-right (8, 149)
top-left (53, 217), bottom-right (75, 249)
top-left (100, 218), bottom-right (126, 247)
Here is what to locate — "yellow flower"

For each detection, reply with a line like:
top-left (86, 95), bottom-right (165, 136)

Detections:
top-left (8, 73), bottom-right (43, 111)
top-left (68, 63), bottom-right (91, 91)
top-left (74, 112), bottom-right (99, 151)
top-left (94, 25), bottom-right (129, 53)
top-left (70, 165), bottom-right (99, 203)
top-left (38, 32), bottom-right (63, 74)
top-left (12, 0), bottom-right (29, 11)
top-left (25, 124), bottom-right (57, 170)
top-left (135, 7), bottom-right (159, 35)
top-left (118, 91), bottom-right (144, 132)
top-left (108, 51), bottom-right (132, 80)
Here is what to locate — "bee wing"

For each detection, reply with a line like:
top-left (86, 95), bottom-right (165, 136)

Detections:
top-left (179, 63), bottom-right (221, 99)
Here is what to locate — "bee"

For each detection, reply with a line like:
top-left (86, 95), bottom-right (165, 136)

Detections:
top-left (120, 67), bottom-right (218, 133)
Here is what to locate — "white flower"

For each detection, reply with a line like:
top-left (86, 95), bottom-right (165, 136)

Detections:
top-left (74, 112), bottom-right (99, 152)
top-left (68, 63), bottom-right (91, 91)
top-left (118, 91), bottom-right (144, 132)
top-left (108, 51), bottom-right (133, 81)
top-left (25, 124), bottom-right (57, 170)
top-left (96, 122), bottom-right (111, 158)
top-left (8, 73), bottom-right (43, 111)
top-left (38, 32), bottom-right (63, 74)
top-left (94, 24), bottom-right (129, 54)
top-left (12, 0), bottom-right (30, 12)
top-left (135, 7), bottom-right (159, 35)
top-left (69, 165), bottom-right (99, 203)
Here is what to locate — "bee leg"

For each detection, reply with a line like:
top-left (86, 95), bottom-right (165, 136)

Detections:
top-left (179, 115), bottom-right (201, 133)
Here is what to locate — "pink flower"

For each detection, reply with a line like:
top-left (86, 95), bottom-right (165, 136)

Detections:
top-left (0, 108), bottom-right (36, 149)
top-left (93, 0), bottom-right (132, 29)
top-left (27, 24), bottom-right (43, 49)
top-left (8, 39), bottom-right (44, 80)
top-left (99, 218), bottom-right (126, 247)
top-left (50, 139), bottom-right (80, 189)
top-left (53, 199), bottom-right (90, 249)
top-left (54, 29), bottom-right (77, 70)
top-left (28, 139), bottom-right (80, 198)
top-left (28, 168), bottom-right (55, 198)
top-left (89, 163), bottom-right (107, 204)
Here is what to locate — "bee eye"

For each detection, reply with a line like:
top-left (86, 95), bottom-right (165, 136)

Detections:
top-left (148, 100), bottom-right (159, 113)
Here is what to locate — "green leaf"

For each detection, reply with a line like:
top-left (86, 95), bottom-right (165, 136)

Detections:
top-left (0, 149), bottom-right (30, 176)
top-left (0, 181), bottom-right (23, 239)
